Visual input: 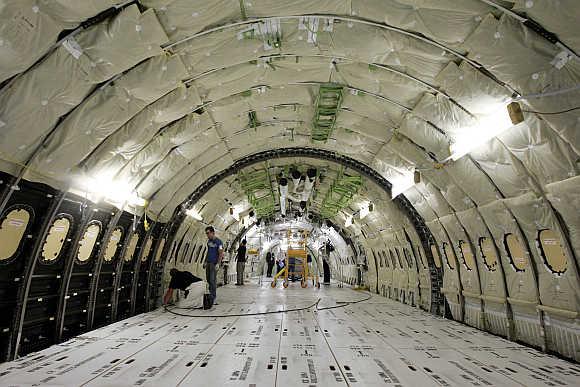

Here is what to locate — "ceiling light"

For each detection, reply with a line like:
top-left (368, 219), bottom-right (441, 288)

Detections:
top-left (345, 214), bottom-right (353, 227)
top-left (185, 208), bottom-right (203, 221)
top-left (77, 175), bottom-right (147, 207)
top-left (390, 172), bottom-right (416, 199)
top-left (360, 203), bottom-right (370, 220)
top-left (449, 102), bottom-right (521, 161)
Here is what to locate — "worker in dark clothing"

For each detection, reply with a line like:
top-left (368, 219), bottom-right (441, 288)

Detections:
top-left (236, 240), bottom-right (247, 285)
top-left (163, 268), bottom-right (202, 305)
top-left (205, 226), bottom-right (223, 305)
top-left (266, 251), bottom-right (274, 277)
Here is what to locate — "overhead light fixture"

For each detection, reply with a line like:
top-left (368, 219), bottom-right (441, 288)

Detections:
top-left (185, 208), bottom-right (203, 221)
top-left (449, 102), bottom-right (523, 161)
top-left (279, 177), bottom-right (288, 216)
top-left (345, 214), bottom-right (353, 227)
top-left (414, 170), bottom-right (421, 184)
top-left (78, 175), bottom-right (147, 207)
top-left (360, 203), bottom-right (370, 220)
top-left (390, 171), bottom-right (416, 199)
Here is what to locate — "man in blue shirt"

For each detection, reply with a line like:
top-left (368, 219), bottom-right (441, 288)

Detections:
top-left (205, 226), bottom-right (223, 305)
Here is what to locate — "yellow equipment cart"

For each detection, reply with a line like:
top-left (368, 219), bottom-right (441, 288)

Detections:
top-left (271, 229), bottom-right (319, 288)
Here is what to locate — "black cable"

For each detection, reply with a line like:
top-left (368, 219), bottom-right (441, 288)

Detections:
top-left (523, 106), bottom-right (580, 115)
top-left (163, 290), bottom-right (373, 317)
top-left (164, 299), bottom-right (321, 318)
top-left (316, 291), bottom-right (373, 311)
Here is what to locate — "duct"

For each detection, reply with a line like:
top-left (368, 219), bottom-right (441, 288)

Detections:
top-left (0, 5), bottom-right (168, 173)
top-left (279, 177), bottom-right (288, 217)
top-left (291, 169), bottom-right (301, 193)
top-left (302, 168), bottom-right (316, 202)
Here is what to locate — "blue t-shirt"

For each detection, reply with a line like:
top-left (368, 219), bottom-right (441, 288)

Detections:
top-left (206, 238), bottom-right (223, 264)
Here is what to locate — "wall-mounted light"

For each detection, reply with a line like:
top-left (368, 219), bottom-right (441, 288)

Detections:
top-left (449, 102), bottom-right (523, 161)
top-left (414, 170), bottom-right (421, 184)
top-left (390, 171), bottom-right (416, 199)
top-left (360, 202), bottom-right (370, 219)
top-left (77, 175), bottom-right (147, 207)
top-left (186, 208), bottom-right (203, 221)
top-left (345, 214), bottom-right (353, 227)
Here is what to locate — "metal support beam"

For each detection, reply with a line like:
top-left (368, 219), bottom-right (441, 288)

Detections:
top-left (130, 222), bottom-right (155, 316)
top-left (145, 228), bottom-right (165, 312)
top-left (55, 202), bottom-right (96, 342)
top-left (86, 209), bottom-right (124, 330)
top-left (9, 191), bottom-right (66, 360)
top-left (110, 220), bottom-right (138, 322)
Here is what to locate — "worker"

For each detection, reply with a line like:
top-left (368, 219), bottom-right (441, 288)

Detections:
top-left (236, 240), bottom-right (247, 285)
top-left (163, 269), bottom-right (202, 305)
top-left (276, 253), bottom-right (285, 274)
top-left (204, 226), bottom-right (223, 305)
top-left (266, 251), bottom-right (275, 277)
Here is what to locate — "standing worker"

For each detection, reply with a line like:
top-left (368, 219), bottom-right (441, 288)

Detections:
top-left (266, 251), bottom-right (274, 277)
top-left (204, 226), bottom-right (223, 305)
top-left (235, 240), bottom-right (247, 285)
top-left (163, 269), bottom-right (202, 305)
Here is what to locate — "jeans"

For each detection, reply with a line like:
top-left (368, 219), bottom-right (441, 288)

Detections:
top-left (266, 261), bottom-right (274, 277)
top-left (206, 262), bottom-right (217, 302)
top-left (236, 261), bottom-right (245, 284)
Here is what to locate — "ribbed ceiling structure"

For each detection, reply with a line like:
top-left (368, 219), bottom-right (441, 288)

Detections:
top-left (0, 0), bottom-right (579, 361)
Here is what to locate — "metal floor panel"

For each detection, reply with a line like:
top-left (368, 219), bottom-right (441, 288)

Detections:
top-left (178, 343), bottom-right (279, 386)
top-left (1, 280), bottom-right (577, 386)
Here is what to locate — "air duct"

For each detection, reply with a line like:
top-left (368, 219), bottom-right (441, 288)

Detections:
top-left (302, 168), bottom-right (317, 202)
top-left (279, 177), bottom-right (288, 216)
top-left (291, 169), bottom-right (302, 193)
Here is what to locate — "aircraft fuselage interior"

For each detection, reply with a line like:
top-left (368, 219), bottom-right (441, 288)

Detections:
top-left (0, 1), bottom-right (578, 386)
